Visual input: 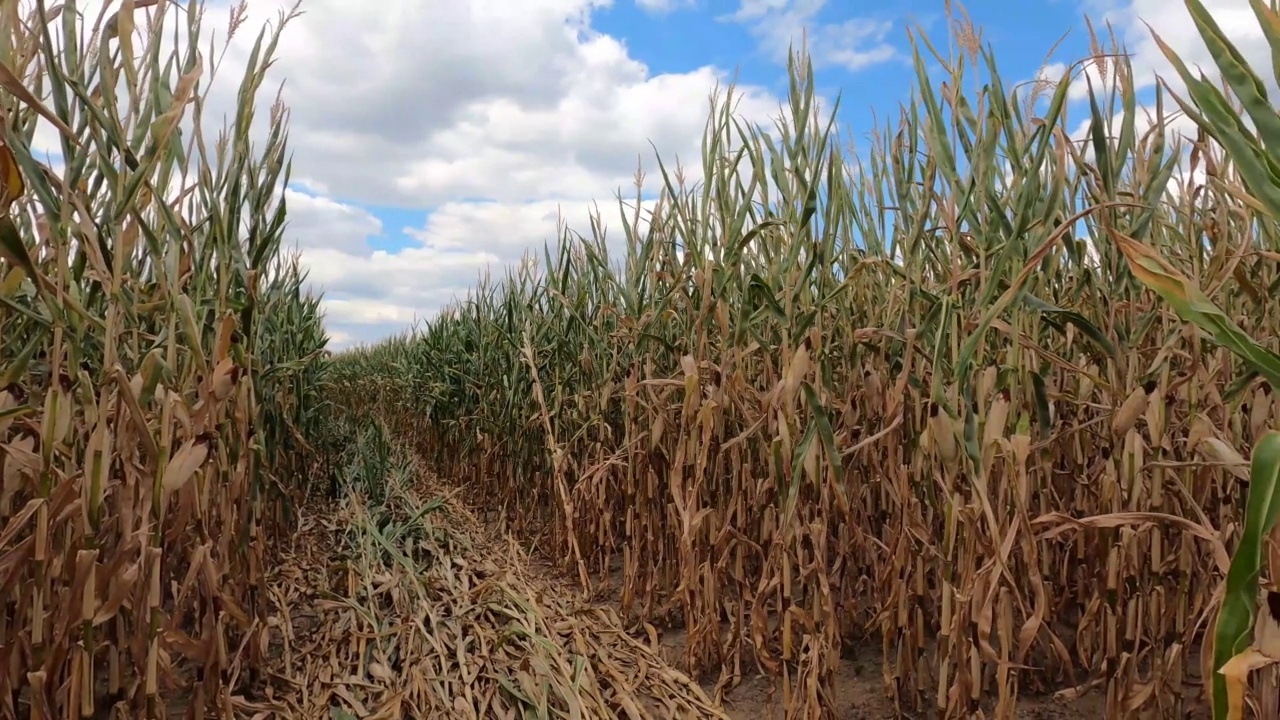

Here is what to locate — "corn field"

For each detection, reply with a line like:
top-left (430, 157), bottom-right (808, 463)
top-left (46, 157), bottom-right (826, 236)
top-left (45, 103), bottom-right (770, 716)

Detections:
top-left (6, 0), bottom-right (1280, 717)
top-left (0, 1), bottom-right (330, 717)
top-left (331, 2), bottom-right (1280, 718)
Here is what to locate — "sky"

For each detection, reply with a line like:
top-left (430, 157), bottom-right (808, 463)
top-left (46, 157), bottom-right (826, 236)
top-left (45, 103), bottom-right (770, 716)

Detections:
top-left (28, 0), bottom-right (1275, 350)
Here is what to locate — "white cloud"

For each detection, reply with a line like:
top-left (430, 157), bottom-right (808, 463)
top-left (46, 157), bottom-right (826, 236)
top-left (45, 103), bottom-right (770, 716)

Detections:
top-left (1014, 1), bottom-right (1273, 214)
top-left (1093, 0), bottom-right (1273, 96)
top-left (20, 0), bottom-right (789, 349)
top-left (1026, 0), bottom-right (1272, 125)
top-left (1032, 59), bottom-right (1118, 104)
top-left (237, 0), bottom-right (785, 209)
top-left (294, 195), bottom-right (660, 350)
top-left (283, 190), bottom-right (382, 254)
top-left (727, 0), bottom-right (898, 72)
top-left (233, 0), bottom-right (788, 348)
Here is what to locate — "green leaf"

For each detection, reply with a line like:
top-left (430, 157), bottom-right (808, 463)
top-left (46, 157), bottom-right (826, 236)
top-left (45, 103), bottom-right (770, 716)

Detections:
top-left (1020, 292), bottom-right (1118, 358)
top-left (1213, 431), bottom-right (1280, 719)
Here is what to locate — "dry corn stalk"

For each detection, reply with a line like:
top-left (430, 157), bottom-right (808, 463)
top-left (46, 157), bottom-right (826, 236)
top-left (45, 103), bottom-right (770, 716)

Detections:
top-left (0, 1), bottom-right (325, 718)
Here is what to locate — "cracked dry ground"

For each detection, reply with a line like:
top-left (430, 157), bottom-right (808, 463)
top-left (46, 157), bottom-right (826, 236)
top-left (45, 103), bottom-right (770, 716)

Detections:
top-left (216, 474), bottom-right (1130, 720)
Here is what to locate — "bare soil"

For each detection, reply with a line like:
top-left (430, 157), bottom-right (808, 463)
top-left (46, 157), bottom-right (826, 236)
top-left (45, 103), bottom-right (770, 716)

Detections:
top-left (627, 614), bottom-right (1211, 719)
top-left (638, 615), bottom-right (1115, 718)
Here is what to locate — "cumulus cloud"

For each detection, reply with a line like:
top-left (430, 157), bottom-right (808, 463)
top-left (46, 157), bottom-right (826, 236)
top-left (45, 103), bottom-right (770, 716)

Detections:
top-left (296, 193), bottom-right (668, 349)
top-left (220, 0), bottom-right (789, 349)
top-left (1024, 1), bottom-right (1269, 205)
top-left (19, 0), bottom-right (794, 349)
top-left (283, 190), bottom-right (382, 254)
top-left (1033, 59), bottom-right (1117, 104)
top-left (1024, 0), bottom-right (1271, 121)
top-left (1091, 0), bottom-right (1272, 95)
top-left (727, 0), bottom-right (898, 72)
top-left (223, 0), bottom-right (780, 209)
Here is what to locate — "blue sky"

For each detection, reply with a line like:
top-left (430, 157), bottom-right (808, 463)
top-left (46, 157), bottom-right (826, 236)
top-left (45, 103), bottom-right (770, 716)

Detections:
top-left (112, 0), bottom-right (1229, 349)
